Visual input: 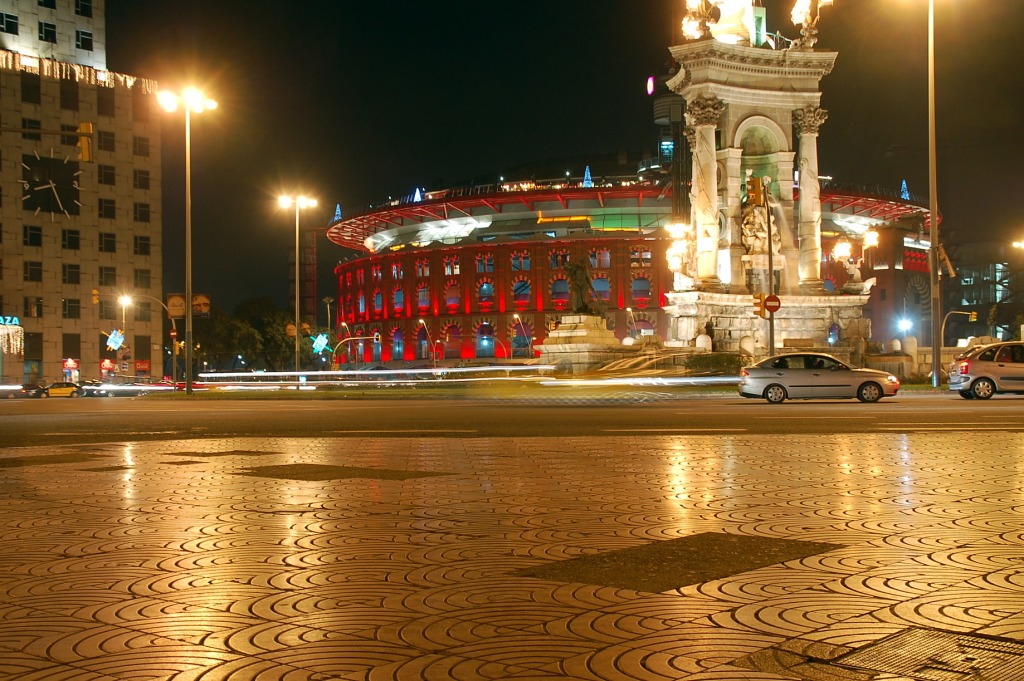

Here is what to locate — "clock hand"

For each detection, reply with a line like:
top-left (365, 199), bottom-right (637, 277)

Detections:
top-left (50, 184), bottom-right (65, 213)
top-left (34, 182), bottom-right (56, 190)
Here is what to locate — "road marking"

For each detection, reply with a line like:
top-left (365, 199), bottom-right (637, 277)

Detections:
top-left (875, 425), bottom-right (1020, 431)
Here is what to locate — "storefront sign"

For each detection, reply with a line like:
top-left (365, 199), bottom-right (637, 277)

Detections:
top-left (1, 316), bottom-right (21, 325)
top-left (100, 359), bottom-right (116, 372)
top-left (134, 360), bottom-right (151, 374)
top-left (63, 358), bottom-right (80, 369)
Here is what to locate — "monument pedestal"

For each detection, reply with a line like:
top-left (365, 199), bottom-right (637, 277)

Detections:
top-left (537, 314), bottom-right (633, 374)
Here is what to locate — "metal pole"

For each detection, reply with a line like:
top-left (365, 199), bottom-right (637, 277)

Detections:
top-left (928, 0), bottom-right (942, 387)
top-left (294, 204), bottom-right (301, 375)
top-left (764, 176), bottom-right (775, 353)
top-left (185, 107), bottom-right (193, 396)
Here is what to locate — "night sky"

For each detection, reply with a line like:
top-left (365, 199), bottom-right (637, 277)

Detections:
top-left (103, 0), bottom-right (1024, 316)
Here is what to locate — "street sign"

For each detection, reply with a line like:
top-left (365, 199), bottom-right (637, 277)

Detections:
top-left (764, 294), bottom-right (781, 314)
top-left (169, 328), bottom-right (177, 339)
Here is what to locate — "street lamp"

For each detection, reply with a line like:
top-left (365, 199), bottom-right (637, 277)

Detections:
top-left (118, 295), bottom-right (131, 371)
top-left (278, 195), bottom-right (317, 375)
top-left (927, 0), bottom-right (942, 386)
top-left (158, 88), bottom-right (217, 395)
top-left (323, 296), bottom-right (335, 330)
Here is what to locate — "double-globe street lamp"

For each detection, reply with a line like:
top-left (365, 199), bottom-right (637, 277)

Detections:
top-left (157, 88), bottom-right (217, 395)
top-left (278, 196), bottom-right (317, 375)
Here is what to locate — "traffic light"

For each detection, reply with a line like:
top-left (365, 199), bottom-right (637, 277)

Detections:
top-left (91, 288), bottom-right (100, 304)
top-left (745, 174), bottom-right (763, 206)
top-left (76, 122), bottom-right (93, 162)
top-left (969, 311), bottom-right (978, 322)
top-left (752, 293), bottom-right (767, 319)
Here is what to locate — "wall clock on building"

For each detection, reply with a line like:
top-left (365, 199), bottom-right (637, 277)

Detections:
top-left (21, 149), bottom-right (82, 221)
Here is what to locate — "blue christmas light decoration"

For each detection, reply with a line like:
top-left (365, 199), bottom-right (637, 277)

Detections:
top-left (900, 180), bottom-right (910, 201)
top-left (106, 329), bottom-right (124, 351)
top-left (583, 165), bottom-right (593, 188)
top-left (311, 333), bottom-right (328, 354)
top-left (333, 204), bottom-right (342, 222)
top-left (413, 188), bottom-right (422, 202)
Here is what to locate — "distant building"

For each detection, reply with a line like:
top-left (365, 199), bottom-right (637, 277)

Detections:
top-left (0, 0), bottom-right (163, 384)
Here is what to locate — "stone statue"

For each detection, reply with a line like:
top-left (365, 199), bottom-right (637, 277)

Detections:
top-left (563, 261), bottom-right (602, 316)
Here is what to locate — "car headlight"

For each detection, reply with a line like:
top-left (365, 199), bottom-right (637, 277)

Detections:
top-left (886, 375), bottom-right (899, 384)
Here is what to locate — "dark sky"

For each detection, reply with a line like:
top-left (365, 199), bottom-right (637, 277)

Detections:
top-left (103, 0), bottom-right (1023, 316)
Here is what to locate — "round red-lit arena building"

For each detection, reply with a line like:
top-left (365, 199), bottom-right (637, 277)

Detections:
top-left (327, 168), bottom-right (929, 365)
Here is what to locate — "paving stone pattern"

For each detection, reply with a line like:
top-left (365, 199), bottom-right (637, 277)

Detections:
top-left (0, 433), bottom-right (1022, 680)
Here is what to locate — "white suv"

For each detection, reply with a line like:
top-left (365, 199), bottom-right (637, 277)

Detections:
top-left (948, 342), bottom-right (1024, 399)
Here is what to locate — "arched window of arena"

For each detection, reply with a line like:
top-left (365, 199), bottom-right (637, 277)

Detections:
top-left (513, 279), bottom-right (531, 307)
top-left (445, 282), bottom-right (461, 312)
top-left (476, 253), bottom-right (494, 273)
top-left (357, 293), bottom-right (366, 316)
top-left (373, 289), bottom-right (383, 314)
top-left (393, 287), bottom-right (404, 315)
top-left (551, 278), bottom-right (569, 304)
top-left (592, 277), bottom-right (610, 301)
top-left (631, 277), bottom-right (651, 304)
top-left (476, 323), bottom-right (496, 359)
top-left (392, 328), bottom-right (404, 361)
top-left (478, 282), bottom-right (494, 306)
top-left (417, 284), bottom-right (429, 312)
top-left (442, 324), bottom-right (461, 359)
top-left (512, 319), bottom-right (532, 358)
top-left (416, 325), bottom-right (430, 360)
top-left (511, 251), bottom-right (531, 271)
top-left (590, 249), bottom-right (611, 269)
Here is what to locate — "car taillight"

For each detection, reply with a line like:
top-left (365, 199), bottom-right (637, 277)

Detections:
top-left (957, 360), bottom-right (970, 374)
top-left (740, 369), bottom-right (749, 378)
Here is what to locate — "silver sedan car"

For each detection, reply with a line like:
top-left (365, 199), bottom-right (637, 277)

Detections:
top-left (739, 352), bottom-right (900, 403)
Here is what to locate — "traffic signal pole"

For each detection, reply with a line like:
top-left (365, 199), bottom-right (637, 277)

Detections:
top-left (763, 176), bottom-right (775, 353)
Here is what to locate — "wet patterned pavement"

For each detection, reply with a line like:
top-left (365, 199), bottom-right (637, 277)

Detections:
top-left (1, 433), bottom-right (1022, 680)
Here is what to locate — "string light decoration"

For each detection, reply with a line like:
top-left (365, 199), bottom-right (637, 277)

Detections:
top-left (0, 324), bottom-right (24, 356)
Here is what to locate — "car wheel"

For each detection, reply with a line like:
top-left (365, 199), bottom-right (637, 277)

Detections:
top-left (971, 378), bottom-right (996, 400)
top-left (958, 390), bottom-right (974, 399)
top-left (71, 390), bottom-right (80, 398)
top-left (857, 382), bottom-right (883, 403)
top-left (39, 392), bottom-right (48, 399)
top-left (764, 384), bottom-right (787, 404)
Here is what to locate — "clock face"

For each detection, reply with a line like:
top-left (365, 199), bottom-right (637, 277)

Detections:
top-left (21, 149), bottom-right (81, 220)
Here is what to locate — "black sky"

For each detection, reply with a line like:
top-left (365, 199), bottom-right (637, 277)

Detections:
top-left (103, 0), bottom-right (1024, 315)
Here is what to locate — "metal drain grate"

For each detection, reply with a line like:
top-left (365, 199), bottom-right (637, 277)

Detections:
top-left (836, 628), bottom-right (1024, 680)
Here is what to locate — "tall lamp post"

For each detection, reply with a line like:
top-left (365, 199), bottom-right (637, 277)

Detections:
top-left (279, 195), bottom-right (317, 375)
top-left (118, 295), bottom-right (131, 373)
top-left (927, 0), bottom-right (943, 387)
top-left (158, 88), bottom-right (217, 396)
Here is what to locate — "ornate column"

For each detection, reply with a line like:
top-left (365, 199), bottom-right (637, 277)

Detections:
top-left (687, 96), bottom-right (725, 291)
top-left (793, 105), bottom-right (828, 292)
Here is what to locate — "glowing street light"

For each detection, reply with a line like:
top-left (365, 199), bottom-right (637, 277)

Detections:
top-left (158, 88), bottom-right (217, 395)
top-left (279, 195), bottom-right (317, 375)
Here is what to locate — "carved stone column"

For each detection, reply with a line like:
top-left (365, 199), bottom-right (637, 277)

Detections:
top-left (687, 96), bottom-right (725, 291)
top-left (793, 105), bottom-right (828, 292)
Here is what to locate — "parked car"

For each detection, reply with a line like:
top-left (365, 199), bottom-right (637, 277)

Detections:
top-left (739, 352), bottom-right (900, 404)
top-left (17, 383), bottom-right (47, 398)
top-left (948, 341), bottom-right (1024, 399)
top-left (44, 381), bottom-right (83, 398)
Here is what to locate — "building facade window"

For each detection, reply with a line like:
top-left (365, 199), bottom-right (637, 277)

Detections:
top-left (133, 235), bottom-right (151, 256)
top-left (23, 225), bottom-right (42, 247)
top-left (630, 246), bottom-right (652, 267)
top-left (133, 302), bottom-right (151, 322)
top-left (98, 232), bottom-right (116, 252)
top-left (98, 266), bottom-right (116, 287)
top-left (511, 251), bottom-right (531, 271)
top-left (38, 21), bottom-right (56, 43)
top-left (371, 265), bottom-right (382, 282)
top-left (62, 263), bottom-right (81, 285)
top-left (62, 229), bottom-right (80, 250)
top-left (75, 29), bottom-right (93, 50)
top-left (391, 262), bottom-right (403, 279)
top-left (133, 169), bottom-right (150, 190)
top-left (97, 87), bottom-right (115, 117)
top-left (21, 118), bottom-right (41, 140)
top-left (476, 253), bottom-right (494, 273)
top-left (132, 136), bottom-right (149, 157)
top-left (98, 164), bottom-right (115, 185)
top-left (75, 0), bottom-right (92, 18)
top-left (513, 279), bottom-right (531, 307)
top-left (24, 297), bottom-right (43, 317)
top-left (549, 250), bottom-right (570, 268)
top-left (134, 269), bottom-right (151, 289)
top-left (0, 13), bottom-right (18, 35)
top-left (417, 284), bottom-right (429, 310)
top-left (444, 256), bottom-right (460, 276)
top-left (60, 123), bottom-right (78, 146)
top-left (416, 259), bottom-right (430, 277)
top-left (21, 72), bottom-right (40, 103)
top-left (590, 249), bottom-right (611, 269)
top-left (62, 298), bottom-right (81, 319)
top-left (133, 203), bottom-right (150, 223)
top-left (23, 261), bottom-right (43, 282)
top-left (392, 287), bottom-right (404, 314)
top-left (60, 78), bottom-right (79, 109)
top-left (98, 198), bottom-right (116, 219)
top-left (40, 0), bottom-right (58, 9)
top-left (97, 130), bottom-right (115, 151)
top-left (98, 300), bottom-right (115, 320)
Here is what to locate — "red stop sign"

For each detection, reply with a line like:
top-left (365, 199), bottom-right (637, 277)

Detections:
top-left (169, 328), bottom-right (178, 338)
top-left (764, 294), bottom-right (781, 314)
